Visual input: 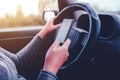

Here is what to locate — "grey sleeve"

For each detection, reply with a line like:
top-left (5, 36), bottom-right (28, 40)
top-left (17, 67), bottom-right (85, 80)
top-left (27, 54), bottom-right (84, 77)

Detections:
top-left (0, 61), bottom-right (9, 80)
top-left (16, 34), bottom-right (44, 65)
top-left (0, 34), bottom-right (48, 79)
top-left (15, 34), bottom-right (47, 76)
top-left (0, 34), bottom-right (45, 69)
top-left (0, 59), bottom-right (19, 80)
top-left (0, 59), bottom-right (26, 80)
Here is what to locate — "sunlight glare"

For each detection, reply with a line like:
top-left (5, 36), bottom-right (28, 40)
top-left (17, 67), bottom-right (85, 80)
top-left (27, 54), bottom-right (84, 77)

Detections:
top-left (0, 0), bottom-right (39, 17)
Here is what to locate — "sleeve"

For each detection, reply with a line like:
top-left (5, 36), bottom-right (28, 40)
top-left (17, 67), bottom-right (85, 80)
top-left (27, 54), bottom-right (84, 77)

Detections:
top-left (38, 70), bottom-right (58, 80)
top-left (0, 58), bottom-right (26, 80)
top-left (15, 34), bottom-right (47, 76)
top-left (0, 34), bottom-right (48, 79)
top-left (16, 34), bottom-right (45, 65)
top-left (0, 61), bottom-right (9, 80)
top-left (0, 59), bottom-right (19, 80)
top-left (0, 34), bottom-right (45, 70)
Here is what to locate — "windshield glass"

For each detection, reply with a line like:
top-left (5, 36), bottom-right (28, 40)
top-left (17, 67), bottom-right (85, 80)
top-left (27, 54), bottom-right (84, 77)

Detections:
top-left (78, 0), bottom-right (120, 14)
top-left (0, 0), bottom-right (119, 29)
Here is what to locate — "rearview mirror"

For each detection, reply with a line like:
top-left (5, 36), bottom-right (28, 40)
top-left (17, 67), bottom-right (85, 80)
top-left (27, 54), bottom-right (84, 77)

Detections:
top-left (43, 11), bottom-right (58, 22)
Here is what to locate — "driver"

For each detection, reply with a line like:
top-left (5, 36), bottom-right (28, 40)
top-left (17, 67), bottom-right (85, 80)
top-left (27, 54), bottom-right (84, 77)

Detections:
top-left (0, 17), bottom-right (71, 80)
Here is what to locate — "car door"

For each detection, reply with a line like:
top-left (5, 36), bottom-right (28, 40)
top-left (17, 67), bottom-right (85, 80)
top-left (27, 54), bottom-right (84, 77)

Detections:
top-left (0, 27), bottom-right (41, 53)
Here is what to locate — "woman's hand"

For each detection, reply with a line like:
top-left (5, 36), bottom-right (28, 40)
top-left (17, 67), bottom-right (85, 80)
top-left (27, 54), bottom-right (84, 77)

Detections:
top-left (38, 17), bottom-right (61, 39)
top-left (43, 39), bottom-right (71, 75)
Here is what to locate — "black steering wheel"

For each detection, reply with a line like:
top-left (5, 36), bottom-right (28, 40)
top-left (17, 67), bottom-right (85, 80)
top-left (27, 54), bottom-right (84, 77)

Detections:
top-left (54, 3), bottom-right (101, 69)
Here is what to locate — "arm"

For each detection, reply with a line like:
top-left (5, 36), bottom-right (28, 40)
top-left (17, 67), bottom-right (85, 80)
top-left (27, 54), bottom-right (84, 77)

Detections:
top-left (15, 17), bottom-right (61, 76)
top-left (1, 17), bottom-right (61, 78)
top-left (0, 35), bottom-right (45, 78)
top-left (38, 39), bottom-right (71, 80)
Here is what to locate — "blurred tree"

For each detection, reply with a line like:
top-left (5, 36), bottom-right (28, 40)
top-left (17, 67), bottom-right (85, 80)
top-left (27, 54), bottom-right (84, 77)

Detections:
top-left (0, 0), bottom-right (59, 28)
top-left (38, 0), bottom-right (46, 24)
top-left (1, 0), bottom-right (120, 29)
top-left (16, 5), bottom-right (24, 18)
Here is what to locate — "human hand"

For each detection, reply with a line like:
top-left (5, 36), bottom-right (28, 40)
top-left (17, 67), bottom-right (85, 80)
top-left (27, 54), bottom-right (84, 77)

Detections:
top-left (43, 39), bottom-right (71, 75)
top-left (38, 17), bottom-right (61, 39)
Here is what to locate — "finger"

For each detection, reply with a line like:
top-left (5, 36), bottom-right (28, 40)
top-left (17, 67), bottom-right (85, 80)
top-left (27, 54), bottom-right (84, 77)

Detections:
top-left (48, 17), bottom-right (55, 23)
top-left (52, 16), bottom-right (57, 20)
top-left (50, 41), bottom-right (60, 49)
top-left (51, 16), bottom-right (57, 21)
top-left (62, 39), bottom-right (71, 49)
top-left (54, 23), bottom-right (61, 29)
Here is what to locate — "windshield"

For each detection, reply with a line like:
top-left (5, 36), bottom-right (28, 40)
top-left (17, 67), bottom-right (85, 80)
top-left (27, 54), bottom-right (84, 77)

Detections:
top-left (0, 0), bottom-right (119, 29)
top-left (78, 0), bottom-right (120, 14)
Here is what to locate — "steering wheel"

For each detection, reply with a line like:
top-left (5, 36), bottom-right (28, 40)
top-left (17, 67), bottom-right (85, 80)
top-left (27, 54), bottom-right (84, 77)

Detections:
top-left (54, 3), bottom-right (101, 69)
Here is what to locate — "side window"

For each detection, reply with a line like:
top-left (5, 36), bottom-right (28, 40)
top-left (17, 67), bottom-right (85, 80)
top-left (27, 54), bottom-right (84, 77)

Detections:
top-left (0, 0), bottom-right (58, 29)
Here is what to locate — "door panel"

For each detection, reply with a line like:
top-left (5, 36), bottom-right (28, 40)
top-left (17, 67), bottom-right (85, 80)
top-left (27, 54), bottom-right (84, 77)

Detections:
top-left (0, 26), bottom-right (42, 53)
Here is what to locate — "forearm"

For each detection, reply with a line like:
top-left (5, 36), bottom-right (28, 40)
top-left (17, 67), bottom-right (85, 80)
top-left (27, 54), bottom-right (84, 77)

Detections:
top-left (0, 34), bottom-right (46, 79)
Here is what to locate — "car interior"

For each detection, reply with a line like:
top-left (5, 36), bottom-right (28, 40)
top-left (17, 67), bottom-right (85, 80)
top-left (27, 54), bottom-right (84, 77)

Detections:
top-left (0, 0), bottom-right (120, 80)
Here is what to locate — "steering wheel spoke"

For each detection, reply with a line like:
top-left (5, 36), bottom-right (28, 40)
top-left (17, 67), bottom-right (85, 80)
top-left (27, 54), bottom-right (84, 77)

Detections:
top-left (68, 27), bottom-right (88, 49)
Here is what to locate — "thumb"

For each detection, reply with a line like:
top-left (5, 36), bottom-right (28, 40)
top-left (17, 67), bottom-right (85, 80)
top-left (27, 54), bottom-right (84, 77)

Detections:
top-left (50, 41), bottom-right (60, 49)
top-left (62, 39), bottom-right (71, 49)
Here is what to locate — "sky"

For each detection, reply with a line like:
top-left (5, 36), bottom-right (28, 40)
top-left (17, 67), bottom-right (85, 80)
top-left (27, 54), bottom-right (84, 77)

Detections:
top-left (0, 0), bottom-right (39, 17)
top-left (78, 0), bottom-right (120, 11)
